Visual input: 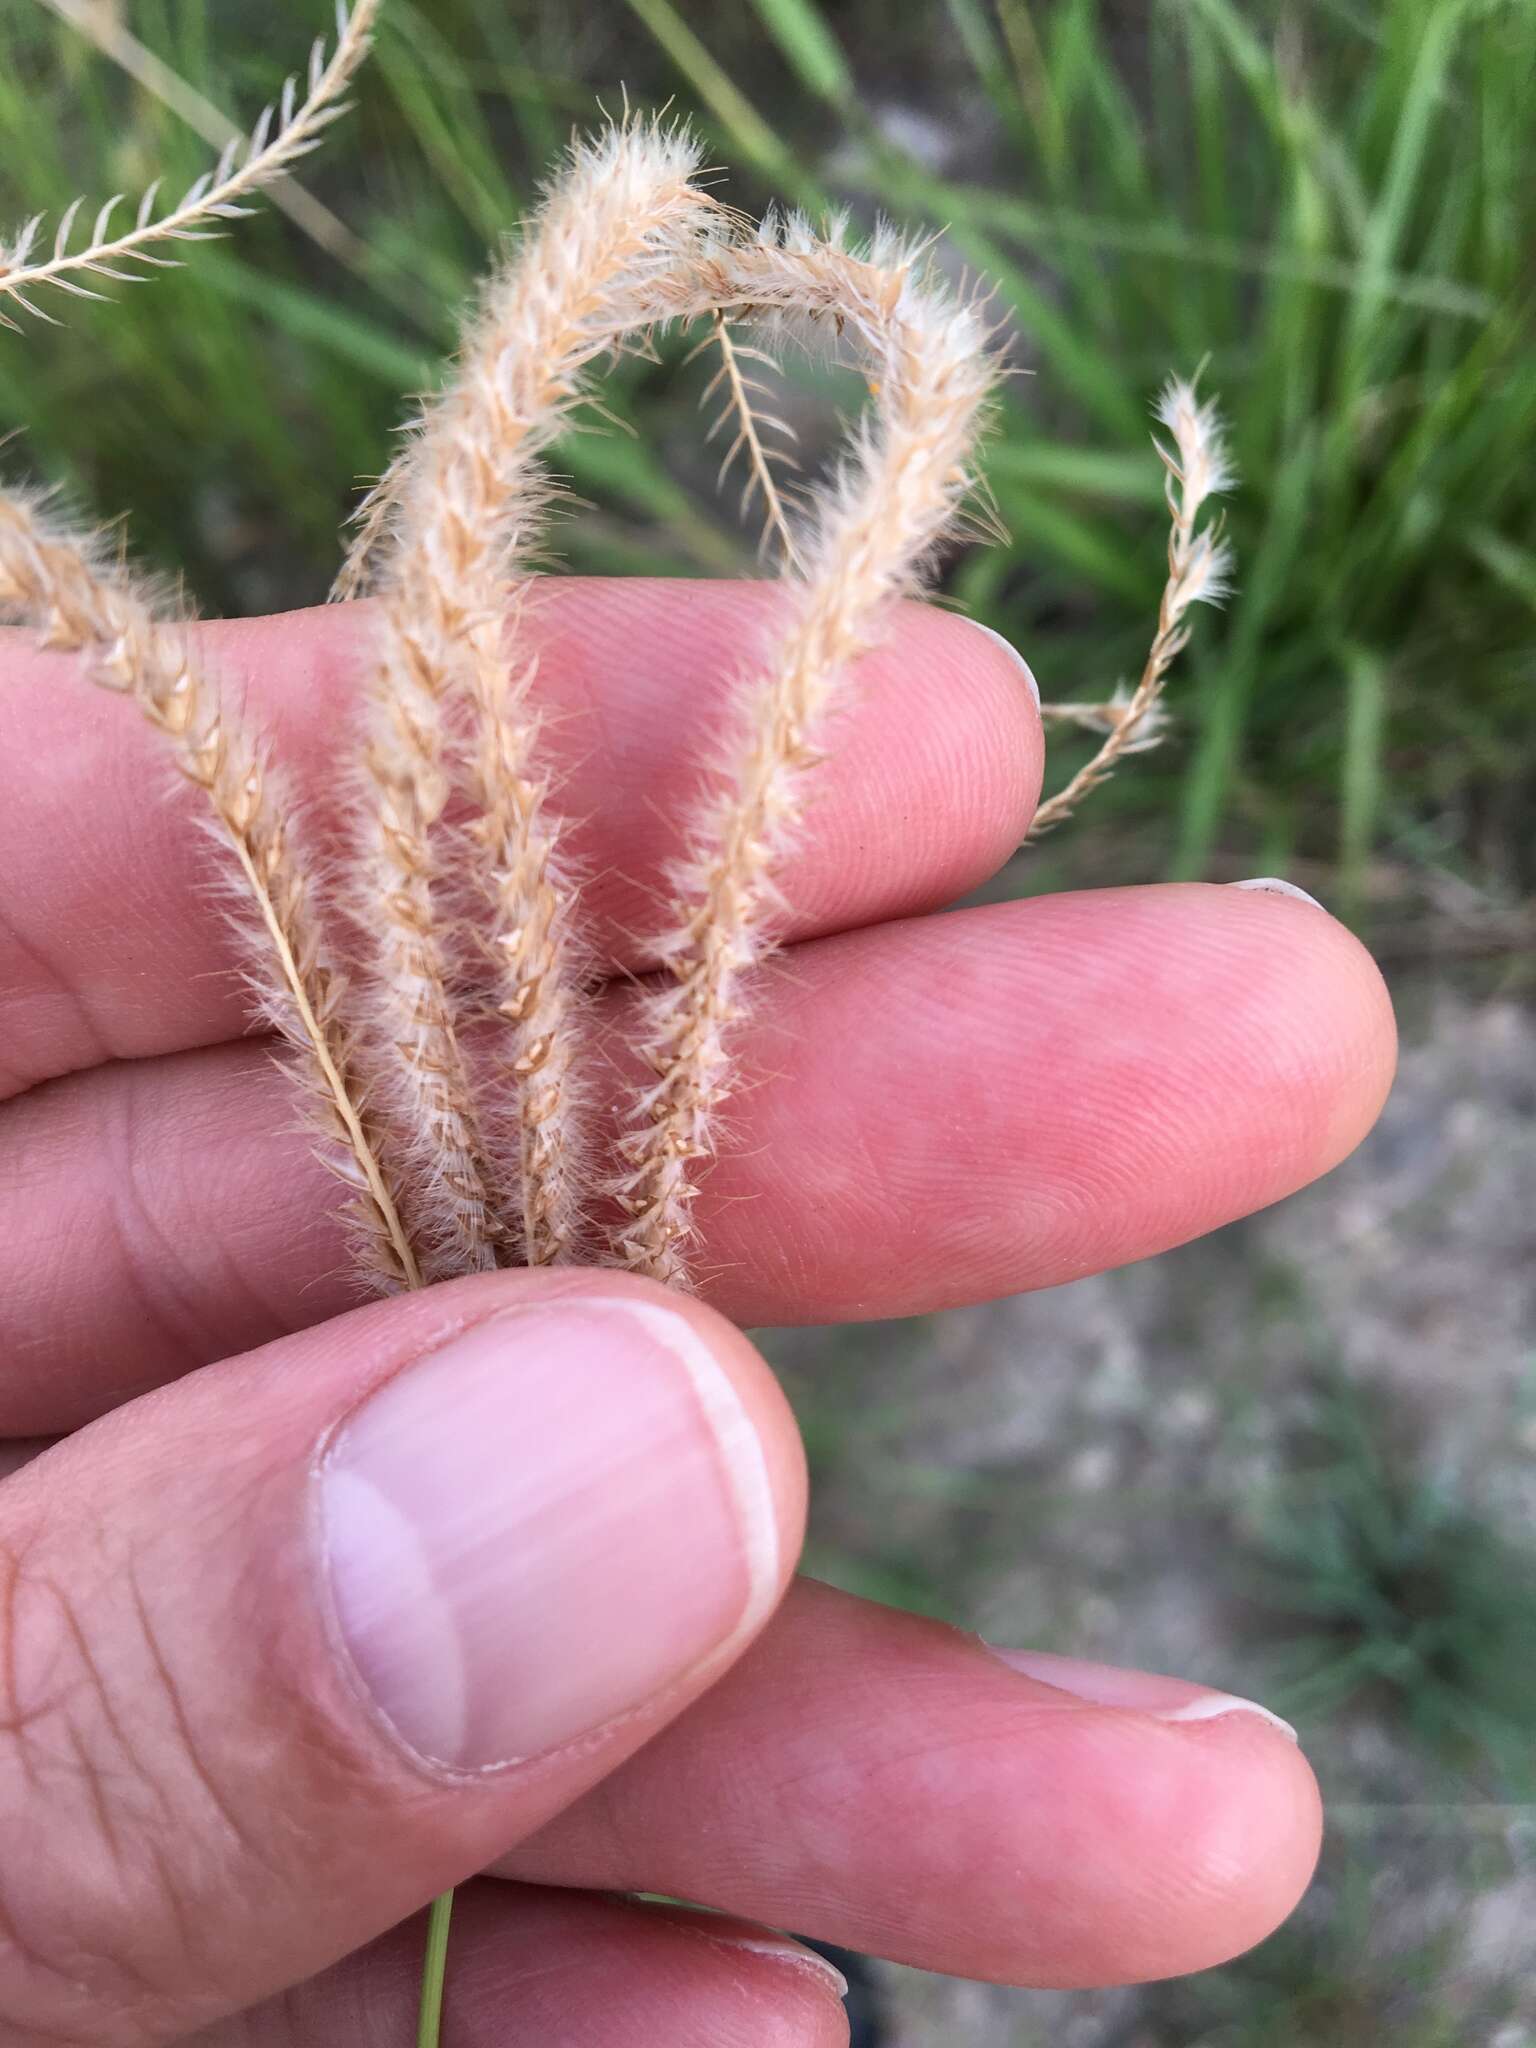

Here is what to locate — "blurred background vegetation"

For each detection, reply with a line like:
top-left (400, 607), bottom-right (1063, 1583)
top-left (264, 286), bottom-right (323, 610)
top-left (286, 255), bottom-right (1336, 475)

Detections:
top-left (3, 2), bottom-right (1533, 2041)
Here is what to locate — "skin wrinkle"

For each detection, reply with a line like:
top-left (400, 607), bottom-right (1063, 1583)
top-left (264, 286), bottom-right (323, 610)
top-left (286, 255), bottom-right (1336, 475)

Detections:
top-left (0, 885), bottom-right (115, 1096)
top-left (63, 1053), bottom-right (321, 1387)
top-left (123, 1567), bottom-right (261, 1870)
top-left (50, 1588), bottom-right (160, 1826)
top-left (141, 1836), bottom-right (200, 1992)
top-left (104, 1061), bottom-right (209, 1380)
top-left (150, 1054), bottom-right (313, 1341)
top-left (0, 1537), bottom-right (48, 1784)
top-left (61, 1669), bottom-right (126, 1866)
top-left (0, 1560), bottom-right (177, 2036)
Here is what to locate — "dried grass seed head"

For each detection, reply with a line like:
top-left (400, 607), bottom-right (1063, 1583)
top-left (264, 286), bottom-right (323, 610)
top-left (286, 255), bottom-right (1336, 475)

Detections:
top-left (0, 0), bottom-right (380, 328)
top-left (0, 489), bottom-right (419, 1290)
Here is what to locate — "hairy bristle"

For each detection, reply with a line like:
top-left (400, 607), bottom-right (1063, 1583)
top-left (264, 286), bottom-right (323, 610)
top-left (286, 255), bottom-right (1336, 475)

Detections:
top-left (4, 100), bottom-right (1212, 1309)
top-left (0, 489), bottom-right (420, 1291)
top-left (1028, 375), bottom-right (1234, 837)
top-left (334, 118), bottom-right (715, 602)
top-left (610, 219), bottom-right (1000, 1286)
top-left (351, 601), bottom-right (504, 1281)
top-left (0, 0), bottom-right (378, 328)
top-left (342, 141), bottom-right (1000, 1290)
top-left (347, 118), bottom-right (721, 1269)
top-left (699, 312), bottom-right (802, 567)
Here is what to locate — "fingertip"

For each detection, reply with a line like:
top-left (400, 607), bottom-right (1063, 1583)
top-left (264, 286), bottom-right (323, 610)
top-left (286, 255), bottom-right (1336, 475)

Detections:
top-left (1212, 877), bottom-right (1399, 1155)
top-left (957, 614), bottom-right (1042, 709)
top-left (854, 596), bottom-right (1041, 877)
top-left (979, 1693), bottom-right (1323, 1987)
top-left (1143, 1708), bottom-right (1324, 1980)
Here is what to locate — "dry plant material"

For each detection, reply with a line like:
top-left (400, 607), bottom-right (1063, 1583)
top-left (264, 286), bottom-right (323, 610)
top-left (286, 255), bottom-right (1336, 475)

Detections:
top-left (339, 124), bottom-right (724, 1272)
top-left (0, 494), bottom-right (418, 1290)
top-left (610, 218), bottom-right (1000, 1283)
top-left (339, 134), bottom-right (1002, 1289)
top-left (1028, 376), bottom-right (1233, 836)
top-left (697, 311), bottom-right (803, 569)
top-left (0, 0), bottom-right (379, 328)
top-left (3, 79), bottom-right (1232, 1308)
top-left (35, 0), bottom-right (373, 274)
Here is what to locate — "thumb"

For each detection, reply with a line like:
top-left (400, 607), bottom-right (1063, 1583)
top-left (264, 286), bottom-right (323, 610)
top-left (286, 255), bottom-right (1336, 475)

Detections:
top-left (0, 1271), bottom-right (804, 2046)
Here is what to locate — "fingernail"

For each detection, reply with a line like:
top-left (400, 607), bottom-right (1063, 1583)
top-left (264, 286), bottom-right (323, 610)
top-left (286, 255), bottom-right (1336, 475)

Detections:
top-left (984, 1647), bottom-right (1298, 1742)
top-left (318, 1298), bottom-right (779, 1771)
top-left (646, 1903), bottom-right (850, 1996)
top-left (1229, 876), bottom-right (1325, 911)
top-left (965, 618), bottom-right (1040, 706)
top-left (705, 1933), bottom-right (850, 1999)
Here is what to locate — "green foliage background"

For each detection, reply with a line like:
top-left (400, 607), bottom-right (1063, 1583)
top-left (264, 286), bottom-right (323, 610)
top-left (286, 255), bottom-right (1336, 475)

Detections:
top-left (3, 0), bottom-right (1533, 921)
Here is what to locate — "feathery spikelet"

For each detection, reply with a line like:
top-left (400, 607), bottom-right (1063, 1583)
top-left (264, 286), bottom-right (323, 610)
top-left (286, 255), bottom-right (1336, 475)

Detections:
top-left (697, 312), bottom-right (802, 568)
top-left (5, 86), bottom-right (1225, 1311)
top-left (334, 120), bottom-right (719, 601)
top-left (1039, 686), bottom-right (1171, 751)
top-left (461, 625), bottom-right (592, 1267)
top-left (0, 491), bottom-right (419, 1291)
top-left (0, 0), bottom-right (379, 329)
top-left (348, 121), bottom-right (722, 1269)
top-left (1029, 376), bottom-right (1233, 836)
top-left (351, 594), bottom-right (504, 1281)
top-left (612, 218), bottom-right (1000, 1285)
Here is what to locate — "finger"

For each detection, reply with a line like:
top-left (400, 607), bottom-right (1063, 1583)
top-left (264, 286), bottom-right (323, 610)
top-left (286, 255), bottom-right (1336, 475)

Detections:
top-left (0, 582), bottom-right (1039, 1096)
top-left (502, 1579), bottom-right (1319, 1989)
top-left (0, 1271), bottom-right (804, 2046)
top-left (189, 1885), bottom-right (850, 2048)
top-left (0, 884), bottom-right (1394, 1433)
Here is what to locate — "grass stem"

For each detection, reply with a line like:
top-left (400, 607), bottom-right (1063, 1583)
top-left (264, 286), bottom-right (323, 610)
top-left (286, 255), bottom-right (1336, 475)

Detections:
top-left (416, 1888), bottom-right (455, 2048)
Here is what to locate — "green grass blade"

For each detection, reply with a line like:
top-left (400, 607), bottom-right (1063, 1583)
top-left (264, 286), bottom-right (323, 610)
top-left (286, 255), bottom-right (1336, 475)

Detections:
top-left (744, 0), bottom-right (851, 105)
top-left (619, 0), bottom-right (817, 199)
top-left (1338, 642), bottom-right (1387, 924)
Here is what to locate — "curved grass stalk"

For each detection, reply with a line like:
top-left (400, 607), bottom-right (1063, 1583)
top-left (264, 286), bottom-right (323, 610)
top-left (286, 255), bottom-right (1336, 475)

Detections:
top-left (1028, 377), bottom-right (1233, 837)
top-left (609, 221), bottom-right (1000, 1284)
top-left (350, 120), bottom-right (724, 1269)
top-left (0, 0), bottom-right (379, 328)
top-left (699, 312), bottom-right (802, 568)
top-left (0, 492), bottom-right (419, 1292)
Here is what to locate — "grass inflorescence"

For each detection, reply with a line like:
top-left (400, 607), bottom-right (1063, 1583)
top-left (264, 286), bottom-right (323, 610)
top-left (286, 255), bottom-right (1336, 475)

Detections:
top-left (7, 27), bottom-right (1231, 1295)
top-left (3, 0), bottom-right (1530, 919)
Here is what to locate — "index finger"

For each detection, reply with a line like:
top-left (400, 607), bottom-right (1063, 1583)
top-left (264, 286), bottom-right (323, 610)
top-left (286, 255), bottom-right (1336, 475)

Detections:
top-left (0, 579), bottom-right (1040, 1099)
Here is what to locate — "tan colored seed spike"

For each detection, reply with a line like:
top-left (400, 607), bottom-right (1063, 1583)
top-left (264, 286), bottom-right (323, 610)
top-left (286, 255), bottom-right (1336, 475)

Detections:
top-left (0, 0), bottom-right (380, 329)
top-left (0, 490), bottom-right (419, 1292)
top-left (345, 119), bottom-right (725, 1268)
top-left (1029, 376), bottom-right (1234, 836)
top-left (4, 86), bottom-right (1232, 1317)
top-left (607, 218), bottom-right (1002, 1286)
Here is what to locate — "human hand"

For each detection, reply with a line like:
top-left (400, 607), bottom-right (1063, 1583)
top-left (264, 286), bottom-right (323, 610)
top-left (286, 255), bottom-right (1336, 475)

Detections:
top-left (0, 581), bottom-right (1396, 2044)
